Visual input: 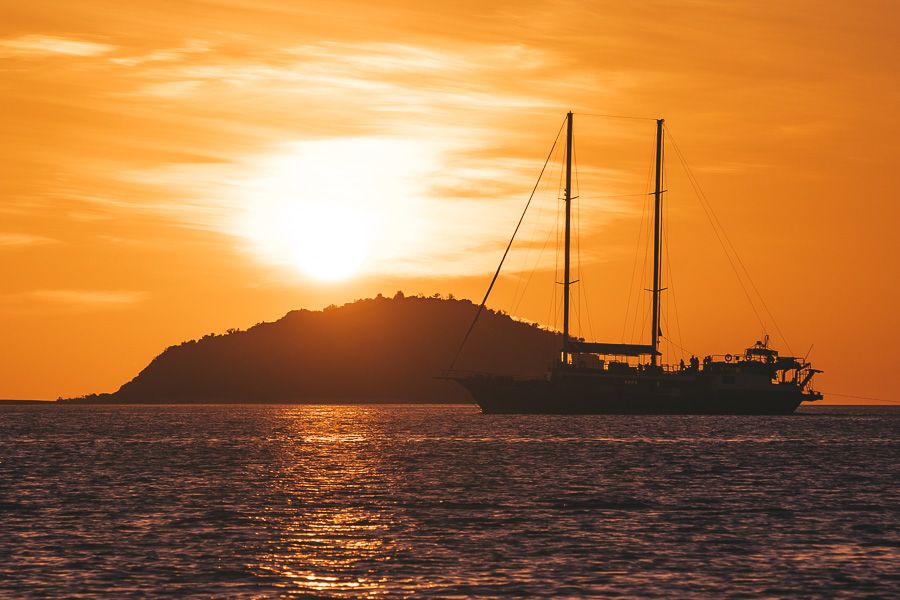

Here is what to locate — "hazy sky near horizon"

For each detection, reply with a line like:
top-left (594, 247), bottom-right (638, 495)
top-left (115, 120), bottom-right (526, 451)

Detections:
top-left (1, 0), bottom-right (898, 402)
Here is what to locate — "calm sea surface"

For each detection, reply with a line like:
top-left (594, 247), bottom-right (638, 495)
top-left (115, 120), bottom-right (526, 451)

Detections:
top-left (0, 404), bottom-right (897, 598)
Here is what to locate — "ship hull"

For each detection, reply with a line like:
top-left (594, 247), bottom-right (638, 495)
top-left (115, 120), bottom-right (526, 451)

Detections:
top-left (454, 373), bottom-right (808, 415)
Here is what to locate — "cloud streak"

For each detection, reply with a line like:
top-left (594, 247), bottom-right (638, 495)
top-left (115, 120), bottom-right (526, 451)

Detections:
top-left (26, 289), bottom-right (145, 308)
top-left (0, 233), bottom-right (58, 248)
top-left (0, 289), bottom-right (145, 317)
top-left (0, 34), bottom-right (115, 57)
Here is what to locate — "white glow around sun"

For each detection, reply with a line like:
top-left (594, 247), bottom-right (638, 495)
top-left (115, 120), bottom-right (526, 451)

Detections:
top-left (228, 133), bottom-right (551, 282)
top-left (236, 137), bottom-right (440, 282)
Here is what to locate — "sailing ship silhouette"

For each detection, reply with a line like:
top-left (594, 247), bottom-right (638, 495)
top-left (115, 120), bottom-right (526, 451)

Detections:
top-left (449, 112), bottom-right (822, 414)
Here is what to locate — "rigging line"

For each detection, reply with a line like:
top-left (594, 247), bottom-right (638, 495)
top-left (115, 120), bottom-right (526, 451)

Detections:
top-left (620, 194), bottom-right (644, 342)
top-left (573, 133), bottom-right (594, 341)
top-left (573, 128), bottom-right (582, 338)
top-left (665, 201), bottom-right (686, 361)
top-left (581, 193), bottom-right (656, 200)
top-left (511, 196), bottom-right (558, 317)
top-left (661, 127), bottom-right (668, 361)
top-left (659, 235), bottom-right (675, 359)
top-left (630, 181), bottom-right (655, 344)
top-left (669, 136), bottom-right (766, 328)
top-left (513, 138), bottom-right (564, 316)
top-left (551, 167), bottom-right (562, 328)
top-left (700, 173), bottom-right (790, 353)
top-left (450, 116), bottom-right (567, 369)
top-left (576, 112), bottom-right (657, 121)
top-left (661, 142), bottom-right (685, 361)
top-left (624, 129), bottom-right (657, 342)
top-left (549, 144), bottom-right (564, 331)
top-left (659, 334), bottom-right (695, 358)
top-left (666, 128), bottom-right (793, 355)
top-left (820, 392), bottom-right (900, 405)
top-left (638, 296), bottom-right (652, 343)
top-left (507, 170), bottom-right (542, 309)
top-left (666, 320), bottom-right (672, 362)
top-left (510, 141), bottom-right (562, 313)
top-left (665, 130), bottom-right (768, 337)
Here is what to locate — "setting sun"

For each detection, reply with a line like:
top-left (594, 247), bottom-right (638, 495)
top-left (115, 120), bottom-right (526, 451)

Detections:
top-left (292, 203), bottom-right (370, 281)
top-left (234, 137), bottom-right (450, 281)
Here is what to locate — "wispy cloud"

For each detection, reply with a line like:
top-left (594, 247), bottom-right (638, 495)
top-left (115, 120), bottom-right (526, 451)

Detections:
top-left (27, 289), bottom-right (145, 308)
top-left (692, 161), bottom-right (771, 174)
top-left (0, 34), bottom-right (114, 57)
top-left (109, 39), bottom-right (215, 67)
top-left (0, 289), bottom-right (146, 315)
top-left (0, 233), bottom-right (58, 248)
top-left (127, 41), bottom-right (556, 116)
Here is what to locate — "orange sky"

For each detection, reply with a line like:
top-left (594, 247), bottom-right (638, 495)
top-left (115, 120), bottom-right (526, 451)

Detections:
top-left (1, 1), bottom-right (898, 402)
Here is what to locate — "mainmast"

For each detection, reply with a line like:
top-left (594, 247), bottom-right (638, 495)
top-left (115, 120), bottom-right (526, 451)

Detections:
top-left (650, 118), bottom-right (664, 366)
top-left (562, 111), bottom-right (574, 364)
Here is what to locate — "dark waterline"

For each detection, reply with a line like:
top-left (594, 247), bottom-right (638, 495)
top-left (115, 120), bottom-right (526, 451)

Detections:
top-left (1, 404), bottom-right (897, 598)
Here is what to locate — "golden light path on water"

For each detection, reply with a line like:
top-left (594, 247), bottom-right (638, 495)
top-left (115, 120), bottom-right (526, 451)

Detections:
top-left (253, 407), bottom-right (399, 596)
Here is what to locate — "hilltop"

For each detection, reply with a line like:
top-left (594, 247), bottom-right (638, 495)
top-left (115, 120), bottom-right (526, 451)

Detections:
top-left (65, 294), bottom-right (562, 404)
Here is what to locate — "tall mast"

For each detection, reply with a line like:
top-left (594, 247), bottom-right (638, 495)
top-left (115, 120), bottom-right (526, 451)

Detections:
top-left (562, 111), bottom-right (574, 364)
top-left (650, 118), bottom-right (664, 366)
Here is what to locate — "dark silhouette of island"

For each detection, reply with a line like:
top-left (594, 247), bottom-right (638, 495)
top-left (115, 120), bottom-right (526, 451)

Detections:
top-left (63, 293), bottom-right (561, 404)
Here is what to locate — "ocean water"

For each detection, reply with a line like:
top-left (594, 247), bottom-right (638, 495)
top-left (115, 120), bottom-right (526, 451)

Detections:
top-left (0, 405), bottom-right (897, 598)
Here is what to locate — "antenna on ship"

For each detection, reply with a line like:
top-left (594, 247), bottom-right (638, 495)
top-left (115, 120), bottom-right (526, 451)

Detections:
top-left (562, 111), bottom-right (574, 364)
top-left (650, 118), bottom-right (664, 366)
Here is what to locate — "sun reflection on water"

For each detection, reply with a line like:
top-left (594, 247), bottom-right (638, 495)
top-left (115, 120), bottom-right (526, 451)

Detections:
top-left (252, 407), bottom-right (399, 597)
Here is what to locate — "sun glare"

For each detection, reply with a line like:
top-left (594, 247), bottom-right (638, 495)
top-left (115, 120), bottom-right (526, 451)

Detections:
top-left (237, 137), bottom-right (439, 282)
top-left (291, 203), bottom-right (369, 281)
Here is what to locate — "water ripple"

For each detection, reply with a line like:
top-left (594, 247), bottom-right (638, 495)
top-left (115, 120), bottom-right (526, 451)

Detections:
top-left (0, 404), bottom-right (897, 598)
